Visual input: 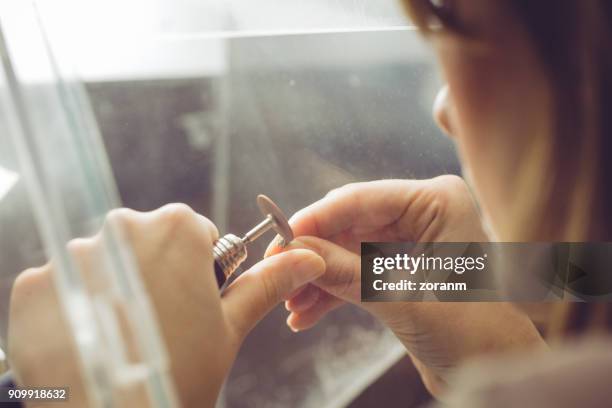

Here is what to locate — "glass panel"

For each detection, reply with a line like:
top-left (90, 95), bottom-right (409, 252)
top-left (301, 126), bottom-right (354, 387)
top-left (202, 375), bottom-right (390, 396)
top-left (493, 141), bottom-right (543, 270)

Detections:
top-left (0, 2), bottom-right (178, 406)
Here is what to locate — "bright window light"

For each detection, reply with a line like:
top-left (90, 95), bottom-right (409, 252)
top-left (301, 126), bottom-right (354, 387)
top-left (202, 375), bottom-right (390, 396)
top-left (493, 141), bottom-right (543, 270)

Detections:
top-left (0, 166), bottom-right (19, 202)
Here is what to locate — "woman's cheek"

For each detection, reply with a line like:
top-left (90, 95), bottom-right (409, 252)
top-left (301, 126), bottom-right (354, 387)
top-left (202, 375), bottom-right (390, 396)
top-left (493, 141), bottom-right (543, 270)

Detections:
top-left (436, 49), bottom-right (523, 234)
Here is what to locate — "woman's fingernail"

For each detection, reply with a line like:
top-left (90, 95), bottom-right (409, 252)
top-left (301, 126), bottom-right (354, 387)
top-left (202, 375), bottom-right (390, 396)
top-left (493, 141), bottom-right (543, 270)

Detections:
top-left (272, 234), bottom-right (286, 248)
top-left (287, 315), bottom-right (300, 332)
top-left (288, 286), bottom-right (320, 313)
top-left (264, 235), bottom-right (286, 258)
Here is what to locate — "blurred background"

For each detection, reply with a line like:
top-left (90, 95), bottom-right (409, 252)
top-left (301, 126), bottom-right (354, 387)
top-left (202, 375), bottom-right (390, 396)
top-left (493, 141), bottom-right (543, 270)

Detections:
top-left (0, 1), bottom-right (460, 406)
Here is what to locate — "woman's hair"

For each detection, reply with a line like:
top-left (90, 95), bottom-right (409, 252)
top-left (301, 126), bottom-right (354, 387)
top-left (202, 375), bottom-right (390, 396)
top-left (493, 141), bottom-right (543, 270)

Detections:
top-left (401, 0), bottom-right (612, 334)
top-left (402, 0), bottom-right (612, 241)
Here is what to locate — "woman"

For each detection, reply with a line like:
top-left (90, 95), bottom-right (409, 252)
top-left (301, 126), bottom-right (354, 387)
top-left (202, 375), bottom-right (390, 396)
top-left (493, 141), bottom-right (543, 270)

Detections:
top-left (8, 0), bottom-right (611, 406)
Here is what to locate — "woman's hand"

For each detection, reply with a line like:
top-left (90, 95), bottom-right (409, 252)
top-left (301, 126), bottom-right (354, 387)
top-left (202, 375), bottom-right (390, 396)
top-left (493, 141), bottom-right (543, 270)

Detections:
top-left (265, 176), bottom-right (544, 397)
top-left (9, 204), bottom-right (325, 408)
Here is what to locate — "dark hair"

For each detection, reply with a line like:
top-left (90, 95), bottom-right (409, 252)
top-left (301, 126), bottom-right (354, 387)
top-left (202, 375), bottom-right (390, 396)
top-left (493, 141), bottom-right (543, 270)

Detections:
top-left (508, 1), bottom-right (612, 241)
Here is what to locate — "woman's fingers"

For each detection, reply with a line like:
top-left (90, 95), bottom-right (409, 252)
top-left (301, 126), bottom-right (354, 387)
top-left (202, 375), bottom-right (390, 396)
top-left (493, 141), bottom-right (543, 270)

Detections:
top-left (264, 178), bottom-right (457, 258)
top-left (272, 236), bottom-right (362, 303)
top-left (287, 180), bottom-right (421, 238)
top-left (280, 237), bottom-right (358, 331)
top-left (265, 176), bottom-right (483, 258)
top-left (286, 292), bottom-right (345, 332)
top-left (265, 180), bottom-right (416, 259)
top-left (230, 237), bottom-right (361, 335)
top-left (285, 284), bottom-right (322, 313)
top-left (222, 249), bottom-right (325, 338)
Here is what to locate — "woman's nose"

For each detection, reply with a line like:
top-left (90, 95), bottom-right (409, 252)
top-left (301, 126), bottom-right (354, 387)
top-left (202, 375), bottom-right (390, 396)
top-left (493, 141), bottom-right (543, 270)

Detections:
top-left (433, 85), bottom-right (453, 137)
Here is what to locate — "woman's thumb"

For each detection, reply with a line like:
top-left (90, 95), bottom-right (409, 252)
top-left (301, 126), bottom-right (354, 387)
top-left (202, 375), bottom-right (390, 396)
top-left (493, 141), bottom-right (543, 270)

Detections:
top-left (222, 249), bottom-right (325, 338)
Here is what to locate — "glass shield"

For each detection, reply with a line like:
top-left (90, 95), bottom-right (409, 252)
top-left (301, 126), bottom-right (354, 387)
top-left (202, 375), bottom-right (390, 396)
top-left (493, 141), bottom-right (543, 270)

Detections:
top-left (2, 0), bottom-right (459, 407)
top-left (0, 1), bottom-right (177, 407)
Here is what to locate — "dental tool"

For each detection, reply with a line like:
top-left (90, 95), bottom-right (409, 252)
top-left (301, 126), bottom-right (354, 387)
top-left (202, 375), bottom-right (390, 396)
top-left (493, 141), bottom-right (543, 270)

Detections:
top-left (213, 195), bottom-right (294, 288)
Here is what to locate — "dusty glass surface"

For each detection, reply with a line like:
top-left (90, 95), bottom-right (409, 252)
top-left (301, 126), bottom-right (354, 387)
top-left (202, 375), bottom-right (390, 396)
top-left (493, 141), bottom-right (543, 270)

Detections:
top-left (0, 2), bottom-right (178, 406)
top-left (2, 1), bottom-right (459, 406)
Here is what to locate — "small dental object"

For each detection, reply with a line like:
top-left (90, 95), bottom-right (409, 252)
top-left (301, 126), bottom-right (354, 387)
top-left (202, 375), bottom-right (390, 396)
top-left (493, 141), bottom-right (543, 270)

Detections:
top-left (213, 195), bottom-right (294, 288)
